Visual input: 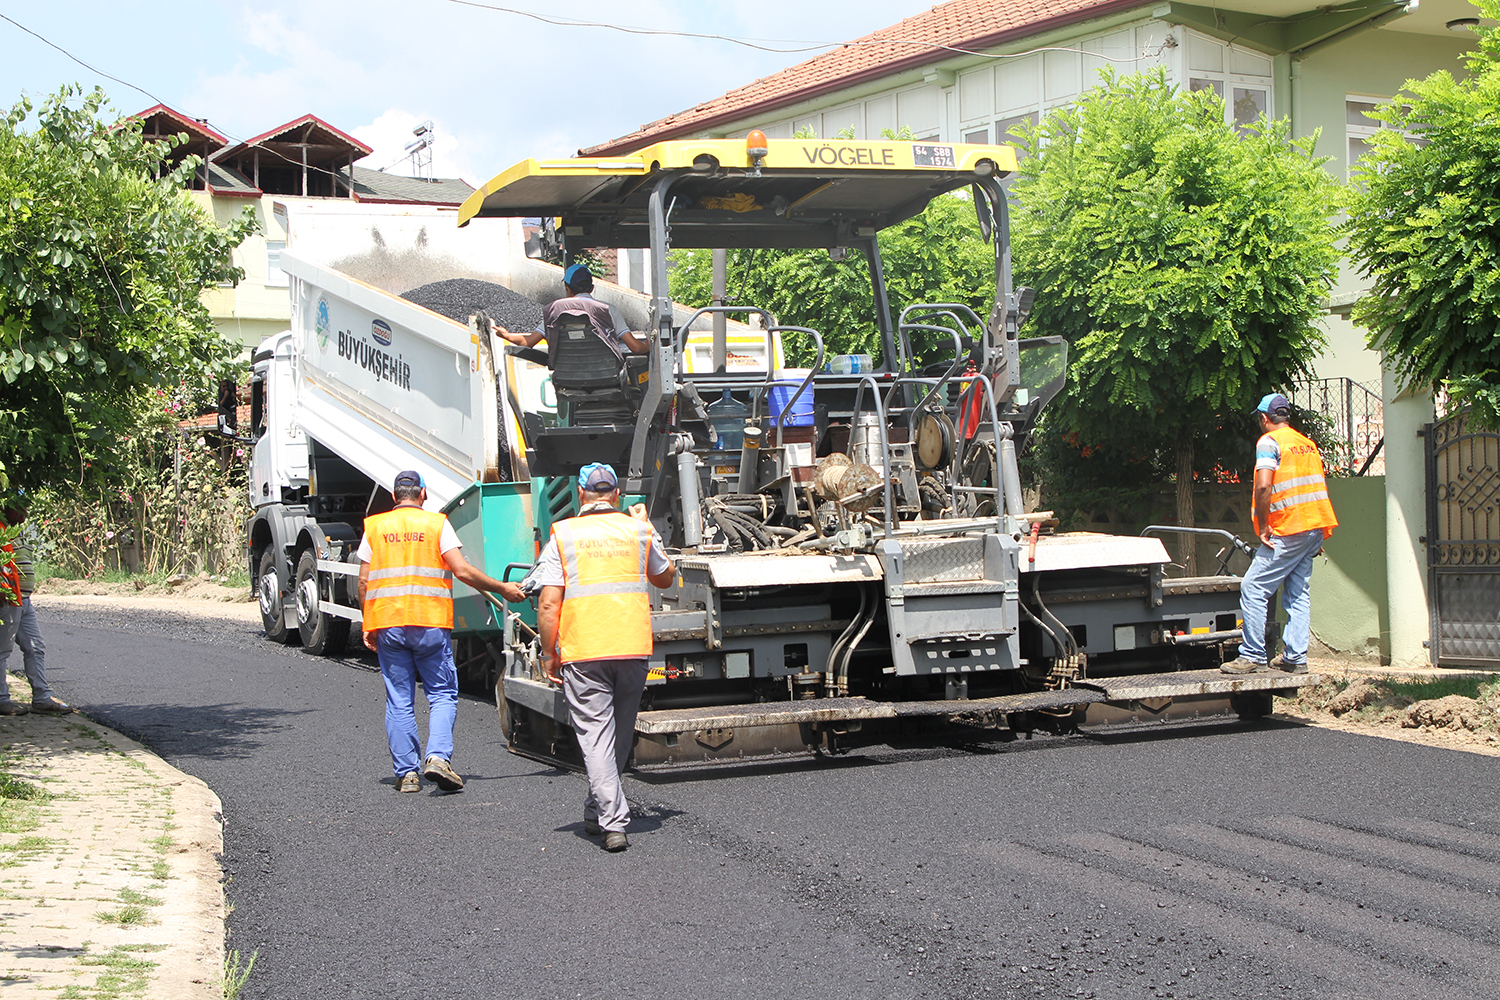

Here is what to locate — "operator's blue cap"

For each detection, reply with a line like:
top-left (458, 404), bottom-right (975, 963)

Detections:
top-left (393, 469), bottom-right (426, 489)
top-left (1255, 393), bottom-right (1292, 417)
top-left (564, 263), bottom-right (592, 287)
top-left (578, 462), bottom-right (618, 491)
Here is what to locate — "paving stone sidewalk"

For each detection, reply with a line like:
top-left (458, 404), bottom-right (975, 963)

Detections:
top-left (0, 673), bottom-right (225, 999)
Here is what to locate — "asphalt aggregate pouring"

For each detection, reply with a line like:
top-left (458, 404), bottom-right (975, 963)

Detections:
top-left (401, 278), bottom-right (544, 333)
top-left (13, 596), bottom-right (1500, 1000)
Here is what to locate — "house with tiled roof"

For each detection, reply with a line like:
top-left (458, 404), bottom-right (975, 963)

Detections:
top-left (583, 0), bottom-right (1486, 666)
top-left (132, 108), bottom-right (500, 351)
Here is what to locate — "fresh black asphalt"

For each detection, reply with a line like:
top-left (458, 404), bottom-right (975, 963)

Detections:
top-left (34, 601), bottom-right (1500, 1000)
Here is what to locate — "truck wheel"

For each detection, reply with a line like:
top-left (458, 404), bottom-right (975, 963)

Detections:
top-left (296, 549), bottom-right (350, 656)
top-left (257, 549), bottom-right (297, 645)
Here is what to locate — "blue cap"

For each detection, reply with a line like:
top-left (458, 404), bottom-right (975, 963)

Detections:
top-left (578, 462), bottom-right (618, 491)
top-left (564, 263), bottom-right (592, 288)
top-left (393, 469), bottom-right (426, 490)
top-left (1255, 393), bottom-right (1292, 417)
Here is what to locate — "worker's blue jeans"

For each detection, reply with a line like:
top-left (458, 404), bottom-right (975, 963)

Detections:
top-left (1238, 528), bottom-right (1325, 666)
top-left (376, 626), bottom-right (458, 778)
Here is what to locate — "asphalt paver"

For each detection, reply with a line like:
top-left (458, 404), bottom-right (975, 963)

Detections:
top-left (27, 596), bottom-right (1500, 1000)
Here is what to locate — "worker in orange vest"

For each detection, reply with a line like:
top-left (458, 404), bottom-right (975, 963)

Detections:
top-left (534, 462), bottom-right (674, 852)
top-left (358, 470), bottom-right (525, 793)
top-left (1223, 393), bottom-right (1338, 675)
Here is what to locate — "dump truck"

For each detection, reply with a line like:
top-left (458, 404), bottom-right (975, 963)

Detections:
top-left (248, 135), bottom-right (1317, 768)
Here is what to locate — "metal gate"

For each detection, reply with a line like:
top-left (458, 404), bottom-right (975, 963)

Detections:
top-left (1426, 408), bottom-right (1500, 665)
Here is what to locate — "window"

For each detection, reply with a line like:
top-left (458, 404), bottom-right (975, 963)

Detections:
top-left (1182, 32), bottom-right (1273, 134)
top-left (964, 128), bottom-right (990, 144)
top-left (265, 241), bottom-right (288, 288)
top-left (1232, 87), bottom-right (1268, 135)
top-left (1346, 96), bottom-right (1426, 177)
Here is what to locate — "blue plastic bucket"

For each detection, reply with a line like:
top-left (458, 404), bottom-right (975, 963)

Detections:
top-left (767, 380), bottom-right (815, 427)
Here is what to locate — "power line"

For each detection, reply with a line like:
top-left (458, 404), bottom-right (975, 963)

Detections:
top-left (0, 12), bottom-right (372, 186)
top-left (434, 0), bottom-right (1184, 64)
top-left (0, 12), bottom-right (171, 108)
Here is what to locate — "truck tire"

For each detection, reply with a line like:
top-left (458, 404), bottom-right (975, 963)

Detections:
top-left (295, 549), bottom-right (350, 656)
top-left (257, 549), bottom-right (297, 645)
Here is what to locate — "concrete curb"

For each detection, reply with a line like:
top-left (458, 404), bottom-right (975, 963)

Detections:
top-left (0, 678), bottom-right (225, 999)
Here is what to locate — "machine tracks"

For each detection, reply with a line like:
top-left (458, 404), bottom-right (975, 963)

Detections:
top-left (980, 813), bottom-right (1500, 997)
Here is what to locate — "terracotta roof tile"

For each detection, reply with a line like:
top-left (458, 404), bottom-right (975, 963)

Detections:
top-left (582, 0), bottom-right (1141, 155)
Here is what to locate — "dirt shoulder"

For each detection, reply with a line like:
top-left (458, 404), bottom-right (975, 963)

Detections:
top-left (37, 573), bottom-right (254, 605)
top-left (1273, 655), bottom-right (1500, 758)
top-left (35, 575), bottom-right (260, 626)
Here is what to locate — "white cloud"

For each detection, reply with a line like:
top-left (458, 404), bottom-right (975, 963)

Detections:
top-left (351, 110), bottom-right (470, 182)
top-left (1, 0), bottom-right (931, 183)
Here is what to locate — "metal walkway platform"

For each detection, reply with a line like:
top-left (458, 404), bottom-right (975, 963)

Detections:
top-left (633, 669), bottom-right (1319, 735)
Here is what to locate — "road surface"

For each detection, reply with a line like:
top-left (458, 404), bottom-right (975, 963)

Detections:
top-left (36, 600), bottom-right (1500, 1000)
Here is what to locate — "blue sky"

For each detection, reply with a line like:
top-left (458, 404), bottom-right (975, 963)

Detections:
top-left (0, 1), bottom-right (922, 186)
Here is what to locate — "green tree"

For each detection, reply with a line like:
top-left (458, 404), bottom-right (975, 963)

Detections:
top-left (1344, 1), bottom-right (1500, 425)
top-left (1009, 70), bottom-right (1341, 569)
top-left (669, 189), bottom-right (995, 367)
top-left (0, 86), bottom-right (255, 491)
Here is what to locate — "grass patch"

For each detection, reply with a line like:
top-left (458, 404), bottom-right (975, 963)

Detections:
top-left (150, 859), bottom-right (169, 881)
top-left (0, 834), bottom-right (53, 852)
top-left (223, 948), bottom-right (257, 1000)
top-left (95, 904), bottom-right (150, 926)
top-left (0, 771), bottom-right (50, 802)
top-left (147, 834), bottom-right (172, 854)
top-left (116, 887), bottom-right (162, 907)
top-left (59, 944), bottom-right (160, 998)
top-left (0, 802), bottom-right (43, 835)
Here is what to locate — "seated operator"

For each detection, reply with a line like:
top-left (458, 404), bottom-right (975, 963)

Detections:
top-left (492, 263), bottom-right (647, 363)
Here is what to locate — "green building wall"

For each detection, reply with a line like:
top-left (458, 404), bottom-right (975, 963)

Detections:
top-left (1311, 476), bottom-right (1390, 661)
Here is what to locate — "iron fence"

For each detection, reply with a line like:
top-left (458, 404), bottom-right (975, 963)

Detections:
top-left (1286, 377), bottom-right (1384, 476)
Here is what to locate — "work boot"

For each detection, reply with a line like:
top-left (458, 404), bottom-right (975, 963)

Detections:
top-left (30, 696), bottom-right (73, 716)
top-left (603, 832), bottom-right (628, 852)
top-left (1220, 657), bottom-right (1267, 675)
top-left (584, 818), bottom-right (602, 836)
top-left (0, 700), bottom-right (29, 716)
top-left (1271, 654), bottom-right (1309, 674)
top-left (398, 771), bottom-right (420, 793)
top-left (421, 755), bottom-right (464, 791)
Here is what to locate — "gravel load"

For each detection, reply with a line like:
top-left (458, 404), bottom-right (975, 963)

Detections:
top-left (401, 277), bottom-right (543, 333)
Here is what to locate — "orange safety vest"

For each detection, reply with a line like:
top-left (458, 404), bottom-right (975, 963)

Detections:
top-left (554, 511), bottom-right (655, 663)
top-left (363, 507), bottom-right (454, 630)
top-left (1263, 426), bottom-right (1338, 539)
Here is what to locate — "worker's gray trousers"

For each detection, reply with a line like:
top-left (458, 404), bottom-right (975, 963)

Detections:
top-left (562, 657), bottom-right (648, 833)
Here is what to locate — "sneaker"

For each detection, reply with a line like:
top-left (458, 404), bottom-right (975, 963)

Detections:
top-left (398, 771), bottom-right (420, 793)
top-left (0, 700), bottom-right (29, 716)
top-left (421, 755), bottom-right (464, 792)
top-left (30, 696), bottom-right (73, 716)
top-left (1220, 657), bottom-right (1267, 675)
top-left (584, 818), bottom-right (602, 836)
top-left (603, 831), bottom-right (629, 852)
top-left (1271, 655), bottom-right (1309, 674)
